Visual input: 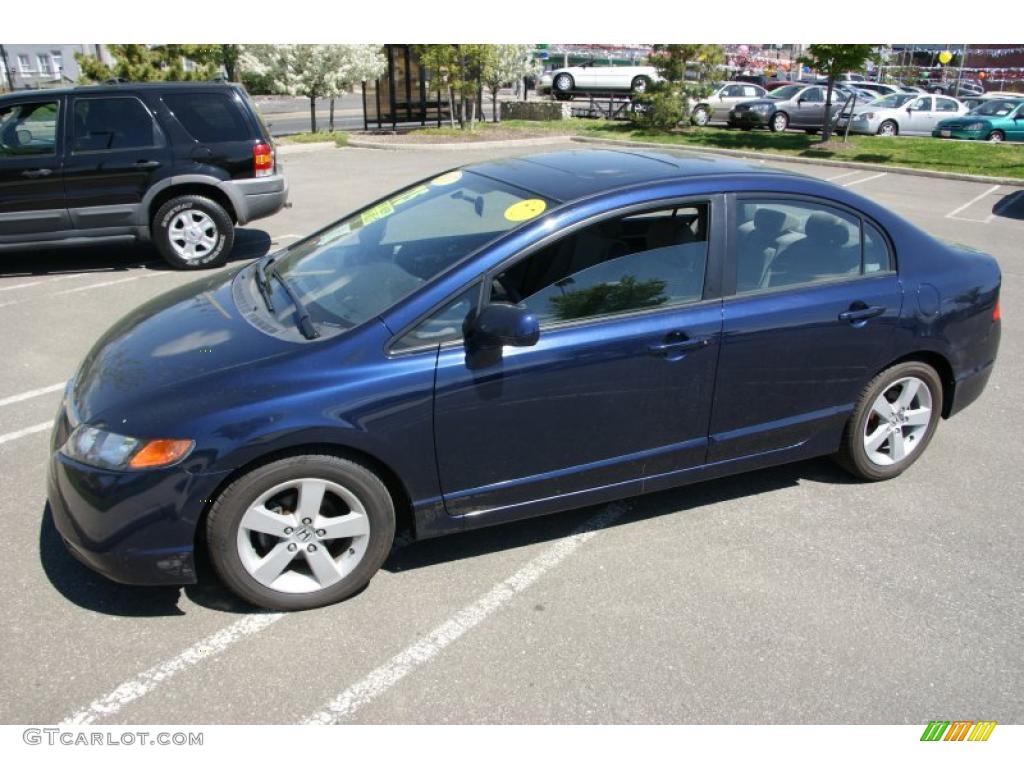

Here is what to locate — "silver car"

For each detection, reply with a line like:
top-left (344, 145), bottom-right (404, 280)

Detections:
top-left (550, 63), bottom-right (660, 99)
top-left (844, 94), bottom-right (968, 136)
top-left (691, 82), bottom-right (768, 126)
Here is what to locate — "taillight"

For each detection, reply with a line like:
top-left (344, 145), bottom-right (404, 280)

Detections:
top-left (993, 298), bottom-right (1001, 322)
top-left (253, 142), bottom-right (273, 177)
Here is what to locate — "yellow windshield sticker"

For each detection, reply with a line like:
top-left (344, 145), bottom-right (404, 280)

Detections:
top-left (360, 200), bottom-right (394, 226)
top-left (504, 199), bottom-right (547, 222)
top-left (431, 170), bottom-right (463, 186)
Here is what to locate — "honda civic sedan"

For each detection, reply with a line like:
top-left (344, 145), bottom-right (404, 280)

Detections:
top-left (48, 150), bottom-right (1002, 610)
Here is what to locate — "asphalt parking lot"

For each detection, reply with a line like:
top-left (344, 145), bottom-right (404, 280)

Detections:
top-left (1, 140), bottom-right (1022, 725)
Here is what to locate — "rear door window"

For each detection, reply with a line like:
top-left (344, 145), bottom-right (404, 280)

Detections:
top-left (72, 96), bottom-right (162, 152)
top-left (162, 92), bottom-right (251, 142)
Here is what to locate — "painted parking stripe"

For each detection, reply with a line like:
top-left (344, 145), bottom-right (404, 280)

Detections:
top-left (826, 170), bottom-right (864, 182)
top-left (54, 276), bottom-right (141, 295)
top-left (945, 184), bottom-right (1001, 221)
top-left (0, 421), bottom-right (51, 446)
top-left (841, 172), bottom-right (887, 187)
top-left (0, 382), bottom-right (65, 408)
top-left (0, 280), bottom-right (45, 293)
top-left (62, 612), bottom-right (286, 725)
top-left (302, 501), bottom-right (631, 725)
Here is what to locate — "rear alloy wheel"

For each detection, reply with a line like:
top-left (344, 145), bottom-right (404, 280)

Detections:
top-left (987, 130), bottom-right (1005, 143)
top-left (631, 76), bottom-right (651, 94)
top-left (553, 73), bottom-right (575, 95)
top-left (877, 120), bottom-right (898, 137)
top-left (207, 455), bottom-right (395, 610)
top-left (836, 362), bottom-right (943, 481)
top-left (153, 195), bottom-right (234, 269)
top-left (771, 112), bottom-right (789, 132)
top-left (691, 106), bottom-right (710, 126)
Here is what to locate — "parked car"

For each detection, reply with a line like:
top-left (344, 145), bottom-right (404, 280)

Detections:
top-left (836, 93), bottom-right (917, 132)
top-left (48, 149), bottom-right (1001, 610)
top-left (728, 83), bottom-right (847, 132)
top-left (0, 82), bottom-right (287, 269)
top-left (536, 71), bottom-right (553, 95)
top-left (691, 81), bottom-right (768, 126)
top-left (933, 98), bottom-right (1024, 142)
top-left (842, 81), bottom-right (905, 98)
top-left (844, 94), bottom-right (969, 136)
top-left (549, 62), bottom-right (659, 100)
top-left (920, 78), bottom-right (985, 97)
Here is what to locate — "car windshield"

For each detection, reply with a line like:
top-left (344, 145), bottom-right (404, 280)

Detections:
top-left (869, 94), bottom-right (914, 109)
top-left (970, 99), bottom-right (1022, 117)
top-left (266, 171), bottom-right (554, 333)
top-left (768, 85), bottom-right (802, 100)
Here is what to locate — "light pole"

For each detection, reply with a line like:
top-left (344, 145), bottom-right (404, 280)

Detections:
top-left (0, 44), bottom-right (14, 91)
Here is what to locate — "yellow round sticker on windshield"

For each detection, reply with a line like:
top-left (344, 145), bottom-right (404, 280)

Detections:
top-left (504, 199), bottom-right (547, 222)
top-left (431, 170), bottom-right (463, 186)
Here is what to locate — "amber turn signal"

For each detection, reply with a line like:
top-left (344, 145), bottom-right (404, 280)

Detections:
top-left (127, 439), bottom-right (195, 469)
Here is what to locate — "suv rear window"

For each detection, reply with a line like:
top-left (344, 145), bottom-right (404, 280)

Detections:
top-left (162, 92), bottom-right (251, 142)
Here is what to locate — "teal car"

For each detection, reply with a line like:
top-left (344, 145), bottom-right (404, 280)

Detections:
top-left (933, 98), bottom-right (1024, 142)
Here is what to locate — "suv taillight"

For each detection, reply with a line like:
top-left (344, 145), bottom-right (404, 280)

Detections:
top-left (253, 142), bottom-right (273, 177)
top-left (993, 298), bottom-right (1001, 322)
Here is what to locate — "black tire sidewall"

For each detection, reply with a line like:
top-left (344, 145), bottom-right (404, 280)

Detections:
top-left (153, 195), bottom-right (234, 270)
top-left (206, 455), bottom-right (396, 611)
top-left (840, 362), bottom-right (943, 481)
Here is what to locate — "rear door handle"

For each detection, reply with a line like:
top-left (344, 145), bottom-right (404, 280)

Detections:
top-left (839, 305), bottom-right (885, 323)
top-left (21, 168), bottom-right (53, 179)
top-left (649, 336), bottom-right (710, 358)
top-left (134, 160), bottom-right (161, 169)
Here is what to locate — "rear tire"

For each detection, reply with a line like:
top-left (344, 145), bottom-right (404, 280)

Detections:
top-left (631, 76), bottom-right (652, 94)
top-left (692, 106), bottom-right (710, 126)
top-left (835, 361), bottom-right (943, 482)
top-left (206, 454), bottom-right (396, 611)
top-left (153, 195), bottom-right (234, 270)
top-left (987, 130), bottom-right (1005, 143)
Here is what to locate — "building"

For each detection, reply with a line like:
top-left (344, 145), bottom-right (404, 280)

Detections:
top-left (0, 44), bottom-right (113, 91)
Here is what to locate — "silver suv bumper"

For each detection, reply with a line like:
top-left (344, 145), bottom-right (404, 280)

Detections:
top-left (221, 174), bottom-right (289, 225)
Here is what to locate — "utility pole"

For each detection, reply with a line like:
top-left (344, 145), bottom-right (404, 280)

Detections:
top-left (954, 44), bottom-right (969, 98)
top-left (0, 44), bottom-right (14, 91)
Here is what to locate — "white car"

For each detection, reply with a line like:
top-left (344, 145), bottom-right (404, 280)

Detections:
top-left (843, 93), bottom-right (969, 136)
top-left (549, 63), bottom-right (660, 99)
top-left (691, 82), bottom-right (768, 125)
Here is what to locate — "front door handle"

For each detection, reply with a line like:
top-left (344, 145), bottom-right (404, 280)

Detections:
top-left (134, 160), bottom-right (161, 169)
top-left (21, 168), bottom-right (53, 179)
top-left (649, 335), bottom-right (711, 358)
top-left (839, 305), bottom-right (885, 323)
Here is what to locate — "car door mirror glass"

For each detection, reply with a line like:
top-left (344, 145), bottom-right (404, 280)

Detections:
top-left (468, 302), bottom-right (540, 351)
top-left (15, 128), bottom-right (32, 145)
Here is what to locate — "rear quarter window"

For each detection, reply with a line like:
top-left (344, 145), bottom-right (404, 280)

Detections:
top-left (161, 92), bottom-right (251, 142)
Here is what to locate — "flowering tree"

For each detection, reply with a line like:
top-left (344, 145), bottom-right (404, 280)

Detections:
top-left (482, 44), bottom-right (539, 122)
top-left (241, 45), bottom-right (385, 132)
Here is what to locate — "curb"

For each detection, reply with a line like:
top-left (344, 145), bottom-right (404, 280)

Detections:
top-left (277, 142), bottom-right (341, 155)
top-left (346, 135), bottom-right (575, 151)
top-left (570, 135), bottom-right (1024, 188)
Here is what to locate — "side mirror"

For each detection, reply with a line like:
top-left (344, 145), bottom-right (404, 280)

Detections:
top-left (467, 302), bottom-right (539, 351)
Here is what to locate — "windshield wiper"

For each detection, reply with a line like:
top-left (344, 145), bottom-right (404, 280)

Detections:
top-left (268, 266), bottom-right (320, 340)
top-left (254, 260), bottom-right (276, 314)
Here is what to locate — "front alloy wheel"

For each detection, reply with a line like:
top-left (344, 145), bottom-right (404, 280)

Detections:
top-left (771, 112), bottom-right (789, 132)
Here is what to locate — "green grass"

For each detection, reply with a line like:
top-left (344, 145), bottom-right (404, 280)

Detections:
top-left (278, 131), bottom-right (348, 147)
top-left (580, 123), bottom-right (1024, 179)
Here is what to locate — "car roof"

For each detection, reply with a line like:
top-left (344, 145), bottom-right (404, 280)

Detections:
top-left (463, 149), bottom-right (798, 203)
top-left (0, 81), bottom-right (240, 103)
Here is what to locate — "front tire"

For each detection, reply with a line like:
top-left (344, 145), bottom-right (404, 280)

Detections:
top-left (206, 454), bottom-right (396, 611)
top-left (770, 111), bottom-right (789, 132)
top-left (553, 73), bottom-right (575, 96)
top-left (877, 120), bottom-right (898, 137)
top-left (987, 130), bottom-right (1005, 143)
top-left (835, 362), bottom-right (943, 481)
top-left (691, 106), bottom-right (710, 126)
top-left (153, 195), bottom-right (234, 270)
top-left (631, 76), bottom-right (652, 94)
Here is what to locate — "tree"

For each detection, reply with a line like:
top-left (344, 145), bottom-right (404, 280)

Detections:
top-left (633, 44), bottom-right (725, 131)
top-left (73, 44), bottom-right (228, 83)
top-left (416, 44), bottom-right (490, 130)
top-left (481, 44), bottom-right (538, 122)
top-left (798, 44), bottom-right (879, 141)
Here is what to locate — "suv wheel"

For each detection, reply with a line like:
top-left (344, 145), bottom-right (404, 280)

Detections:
top-left (206, 454), bottom-right (396, 611)
top-left (835, 361), bottom-right (943, 481)
top-left (153, 195), bottom-right (234, 269)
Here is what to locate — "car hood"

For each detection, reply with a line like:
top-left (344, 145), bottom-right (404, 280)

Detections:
top-left (937, 116), bottom-right (992, 128)
top-left (71, 266), bottom-right (299, 426)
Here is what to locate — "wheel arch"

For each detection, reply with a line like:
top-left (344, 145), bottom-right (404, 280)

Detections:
top-left (193, 442), bottom-right (416, 556)
top-left (876, 350), bottom-right (956, 418)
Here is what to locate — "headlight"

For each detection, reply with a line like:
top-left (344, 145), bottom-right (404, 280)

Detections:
top-left (858, 112), bottom-right (874, 120)
top-left (62, 425), bottom-right (194, 470)
top-left (752, 103), bottom-right (772, 111)
top-left (964, 122), bottom-right (986, 131)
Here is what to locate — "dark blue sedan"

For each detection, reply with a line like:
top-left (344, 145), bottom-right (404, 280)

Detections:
top-left (47, 150), bottom-right (1001, 610)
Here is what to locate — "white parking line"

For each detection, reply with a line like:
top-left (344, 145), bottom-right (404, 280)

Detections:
top-left (0, 280), bottom-right (45, 293)
top-left (841, 172), bottom-right (888, 187)
top-left (0, 421), bottom-right (51, 446)
top-left (945, 184), bottom-right (1001, 221)
top-left (0, 382), bottom-right (65, 408)
top-left (54, 276), bottom-right (141, 295)
top-left (302, 501), bottom-right (631, 725)
top-left (826, 170), bottom-right (864, 182)
top-left (62, 612), bottom-right (285, 725)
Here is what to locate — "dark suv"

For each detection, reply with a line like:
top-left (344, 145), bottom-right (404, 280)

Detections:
top-left (0, 81), bottom-right (287, 269)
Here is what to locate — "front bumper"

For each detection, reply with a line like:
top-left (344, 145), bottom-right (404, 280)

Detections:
top-left (932, 127), bottom-right (987, 140)
top-left (843, 116), bottom-right (880, 135)
top-left (222, 173), bottom-right (289, 226)
top-left (728, 110), bottom-right (771, 128)
top-left (47, 420), bottom-right (230, 586)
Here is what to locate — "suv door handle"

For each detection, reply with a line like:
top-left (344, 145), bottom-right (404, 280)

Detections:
top-left (21, 168), bottom-right (53, 179)
top-left (839, 305), bottom-right (885, 323)
top-left (134, 160), bottom-right (161, 169)
top-left (649, 335), bottom-right (711, 358)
